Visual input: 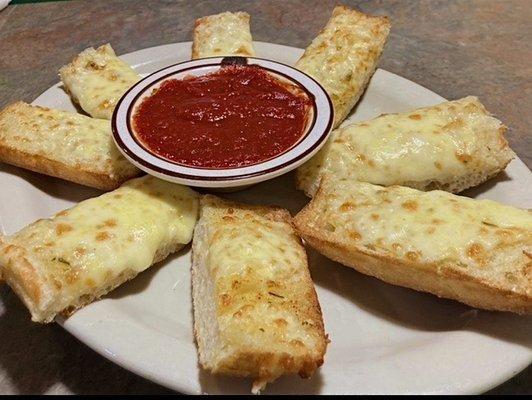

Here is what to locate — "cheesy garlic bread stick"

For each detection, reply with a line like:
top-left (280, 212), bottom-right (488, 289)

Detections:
top-left (296, 96), bottom-right (514, 197)
top-left (192, 195), bottom-right (327, 393)
top-left (192, 12), bottom-right (255, 59)
top-left (296, 6), bottom-right (390, 128)
top-left (294, 178), bottom-right (532, 314)
top-left (0, 176), bottom-right (199, 323)
top-left (0, 102), bottom-right (140, 190)
top-left (59, 44), bottom-right (140, 120)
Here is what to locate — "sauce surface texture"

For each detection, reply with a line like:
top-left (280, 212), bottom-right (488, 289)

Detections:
top-left (133, 65), bottom-right (311, 168)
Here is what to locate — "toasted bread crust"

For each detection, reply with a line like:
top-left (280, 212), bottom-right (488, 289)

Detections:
top-left (0, 176), bottom-right (199, 323)
top-left (296, 96), bottom-right (515, 197)
top-left (59, 44), bottom-right (140, 119)
top-left (294, 181), bottom-right (532, 314)
top-left (0, 235), bottom-right (184, 323)
top-left (191, 12), bottom-right (255, 59)
top-left (0, 101), bottom-right (141, 190)
top-left (295, 6), bottom-right (390, 128)
top-left (0, 143), bottom-right (136, 191)
top-left (192, 195), bottom-right (327, 392)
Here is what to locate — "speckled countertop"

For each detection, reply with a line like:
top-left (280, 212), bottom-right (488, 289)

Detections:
top-left (0, 0), bottom-right (530, 395)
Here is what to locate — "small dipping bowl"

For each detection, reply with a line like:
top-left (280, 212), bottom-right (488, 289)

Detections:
top-left (112, 56), bottom-right (333, 188)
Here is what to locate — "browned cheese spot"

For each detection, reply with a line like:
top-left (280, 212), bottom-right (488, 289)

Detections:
top-left (434, 162), bottom-right (443, 170)
top-left (56, 223), bottom-right (73, 236)
top-left (443, 119), bottom-right (465, 131)
top-left (86, 278), bottom-right (96, 287)
top-left (392, 243), bottom-right (402, 252)
top-left (99, 99), bottom-right (112, 110)
top-left (401, 200), bottom-right (418, 211)
top-left (220, 293), bottom-right (231, 307)
top-left (349, 231), bottom-right (361, 241)
top-left (455, 150), bottom-right (472, 164)
top-left (52, 278), bottom-right (62, 290)
top-left (274, 318), bottom-right (288, 327)
top-left (65, 269), bottom-right (78, 285)
top-left (86, 61), bottom-right (103, 70)
top-left (267, 280), bottom-right (279, 288)
top-left (408, 114), bottom-right (422, 120)
top-left (406, 251), bottom-right (421, 262)
top-left (95, 231), bottom-right (111, 241)
top-left (233, 304), bottom-right (253, 318)
top-left (339, 201), bottom-right (356, 212)
top-left (291, 339), bottom-right (305, 348)
top-left (371, 213), bottom-right (380, 221)
top-left (466, 243), bottom-right (487, 266)
top-left (496, 228), bottom-right (515, 239)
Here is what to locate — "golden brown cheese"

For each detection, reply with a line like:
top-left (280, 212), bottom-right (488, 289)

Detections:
top-left (296, 96), bottom-right (514, 197)
top-left (59, 44), bottom-right (140, 119)
top-left (295, 6), bottom-right (390, 128)
top-left (0, 102), bottom-right (140, 190)
top-left (0, 176), bottom-right (199, 323)
top-left (192, 195), bottom-right (327, 393)
top-left (191, 12), bottom-right (255, 59)
top-left (294, 178), bottom-right (532, 314)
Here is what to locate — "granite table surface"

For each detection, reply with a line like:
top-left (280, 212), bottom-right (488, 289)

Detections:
top-left (0, 0), bottom-right (530, 395)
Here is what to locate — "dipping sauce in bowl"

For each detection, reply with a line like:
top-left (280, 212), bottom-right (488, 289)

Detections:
top-left (112, 56), bottom-right (333, 188)
top-left (132, 65), bottom-right (312, 169)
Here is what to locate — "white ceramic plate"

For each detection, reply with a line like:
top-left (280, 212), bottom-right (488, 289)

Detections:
top-left (0, 42), bottom-right (530, 395)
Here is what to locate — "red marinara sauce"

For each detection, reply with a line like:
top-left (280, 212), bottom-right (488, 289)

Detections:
top-left (132, 65), bottom-right (312, 168)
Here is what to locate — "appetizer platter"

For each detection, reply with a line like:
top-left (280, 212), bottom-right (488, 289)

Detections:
top-left (0, 5), bottom-right (531, 395)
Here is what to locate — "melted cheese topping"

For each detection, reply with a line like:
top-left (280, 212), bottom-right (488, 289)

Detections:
top-left (193, 196), bottom-right (325, 387)
top-left (192, 12), bottom-right (255, 59)
top-left (306, 179), bottom-right (532, 295)
top-left (1, 176), bottom-right (199, 313)
top-left (296, 6), bottom-right (390, 127)
top-left (59, 44), bottom-right (140, 119)
top-left (0, 102), bottom-right (138, 180)
top-left (297, 96), bottom-right (514, 196)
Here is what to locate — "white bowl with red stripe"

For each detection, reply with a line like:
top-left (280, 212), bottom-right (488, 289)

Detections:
top-left (112, 56), bottom-right (333, 188)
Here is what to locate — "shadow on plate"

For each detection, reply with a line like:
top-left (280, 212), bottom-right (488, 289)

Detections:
top-left (58, 84), bottom-right (90, 116)
top-left (0, 286), bottom-right (170, 394)
top-left (198, 363), bottom-right (324, 395)
top-left (105, 245), bottom-right (191, 300)
top-left (461, 171), bottom-right (512, 198)
top-left (0, 163), bottom-right (101, 204)
top-left (215, 170), bottom-right (310, 215)
top-left (307, 248), bottom-right (532, 349)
